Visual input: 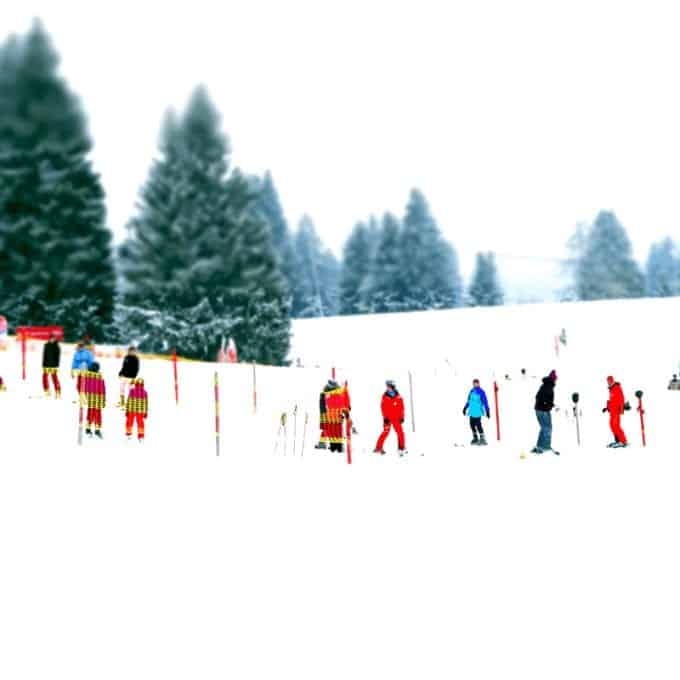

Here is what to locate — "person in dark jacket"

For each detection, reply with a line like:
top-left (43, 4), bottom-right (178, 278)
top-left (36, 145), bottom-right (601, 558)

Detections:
top-left (532, 370), bottom-right (559, 455)
top-left (117, 346), bottom-right (140, 407)
top-left (42, 333), bottom-right (61, 398)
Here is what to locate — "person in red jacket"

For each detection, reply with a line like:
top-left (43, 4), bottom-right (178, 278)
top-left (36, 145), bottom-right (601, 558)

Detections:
top-left (374, 379), bottom-right (407, 456)
top-left (603, 375), bottom-right (628, 448)
top-left (84, 362), bottom-right (106, 439)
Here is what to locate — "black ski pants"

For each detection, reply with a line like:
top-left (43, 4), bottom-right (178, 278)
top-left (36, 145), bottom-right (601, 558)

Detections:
top-left (469, 417), bottom-right (484, 435)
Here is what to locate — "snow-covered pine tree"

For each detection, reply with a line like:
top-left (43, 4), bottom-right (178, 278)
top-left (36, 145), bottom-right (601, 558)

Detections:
top-left (339, 221), bottom-right (375, 315)
top-left (360, 212), bottom-right (407, 313)
top-left (575, 211), bottom-right (644, 301)
top-left (252, 171), bottom-right (298, 303)
top-left (0, 21), bottom-right (114, 339)
top-left (119, 87), bottom-right (290, 362)
top-left (467, 252), bottom-right (504, 306)
top-left (292, 216), bottom-right (339, 317)
top-left (399, 189), bottom-right (463, 310)
top-left (645, 238), bottom-right (680, 297)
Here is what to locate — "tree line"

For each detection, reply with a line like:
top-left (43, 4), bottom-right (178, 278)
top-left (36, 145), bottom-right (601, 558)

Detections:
top-left (1, 22), bottom-right (678, 363)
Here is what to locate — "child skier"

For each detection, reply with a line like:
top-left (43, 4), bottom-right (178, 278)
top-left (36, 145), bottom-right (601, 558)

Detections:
top-left (125, 377), bottom-right (148, 442)
top-left (374, 379), bottom-right (407, 456)
top-left (117, 346), bottom-right (140, 407)
top-left (71, 341), bottom-right (95, 396)
top-left (315, 378), bottom-right (338, 449)
top-left (463, 379), bottom-right (491, 445)
top-left (603, 375), bottom-right (628, 448)
top-left (84, 362), bottom-right (106, 439)
top-left (42, 333), bottom-right (61, 398)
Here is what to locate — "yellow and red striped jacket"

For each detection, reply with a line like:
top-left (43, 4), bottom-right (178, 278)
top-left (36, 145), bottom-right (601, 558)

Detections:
top-left (83, 371), bottom-right (106, 409)
top-left (126, 379), bottom-right (148, 416)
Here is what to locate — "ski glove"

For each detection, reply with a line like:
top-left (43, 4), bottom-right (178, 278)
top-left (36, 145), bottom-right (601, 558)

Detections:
top-left (383, 418), bottom-right (389, 425)
top-left (602, 407), bottom-right (607, 413)
top-left (401, 419), bottom-right (404, 424)
top-left (462, 407), bottom-right (467, 415)
top-left (486, 412), bottom-right (491, 418)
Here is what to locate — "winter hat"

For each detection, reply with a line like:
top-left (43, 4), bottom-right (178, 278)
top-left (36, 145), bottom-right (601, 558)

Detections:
top-left (386, 379), bottom-right (396, 388)
top-left (473, 378), bottom-right (480, 385)
top-left (549, 370), bottom-right (557, 381)
top-left (90, 361), bottom-right (100, 372)
top-left (606, 375), bottom-right (615, 385)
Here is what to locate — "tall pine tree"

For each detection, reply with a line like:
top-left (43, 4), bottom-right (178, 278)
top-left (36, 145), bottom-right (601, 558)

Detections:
top-left (360, 212), bottom-right (405, 313)
top-left (645, 237), bottom-right (680, 297)
top-left (467, 252), bottom-right (504, 306)
top-left (339, 221), bottom-right (375, 315)
top-left (399, 189), bottom-right (463, 310)
top-left (119, 87), bottom-right (290, 362)
top-left (0, 21), bottom-right (114, 339)
top-left (253, 171), bottom-right (298, 302)
top-left (574, 211), bottom-right (644, 301)
top-left (292, 216), bottom-right (339, 317)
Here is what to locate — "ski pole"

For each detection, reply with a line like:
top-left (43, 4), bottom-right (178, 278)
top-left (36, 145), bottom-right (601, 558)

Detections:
top-left (273, 412), bottom-right (285, 455)
top-left (292, 404), bottom-right (298, 456)
top-left (493, 380), bottom-right (501, 441)
top-left (172, 348), bottom-right (179, 405)
top-left (77, 390), bottom-right (86, 446)
top-left (572, 392), bottom-right (581, 446)
top-left (301, 412), bottom-right (308, 457)
top-left (282, 412), bottom-right (288, 456)
top-left (635, 390), bottom-right (646, 447)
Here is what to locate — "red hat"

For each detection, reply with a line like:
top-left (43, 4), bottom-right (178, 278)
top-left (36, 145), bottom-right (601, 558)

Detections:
top-left (549, 370), bottom-right (557, 381)
top-left (606, 375), bottom-right (614, 384)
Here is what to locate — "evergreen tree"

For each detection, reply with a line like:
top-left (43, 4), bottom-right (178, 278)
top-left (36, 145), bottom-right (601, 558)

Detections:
top-left (360, 212), bottom-right (406, 313)
top-left (339, 221), bottom-right (374, 315)
top-left (574, 211), bottom-right (644, 300)
top-left (467, 252), bottom-right (504, 306)
top-left (253, 171), bottom-right (298, 301)
top-left (292, 216), bottom-right (339, 317)
top-left (0, 21), bottom-right (114, 339)
top-left (645, 237), bottom-right (680, 297)
top-left (119, 87), bottom-right (290, 363)
top-left (399, 189), bottom-right (463, 310)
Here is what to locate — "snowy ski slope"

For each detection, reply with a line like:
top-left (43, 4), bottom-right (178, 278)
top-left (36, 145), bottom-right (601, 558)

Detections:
top-left (1, 296), bottom-right (679, 679)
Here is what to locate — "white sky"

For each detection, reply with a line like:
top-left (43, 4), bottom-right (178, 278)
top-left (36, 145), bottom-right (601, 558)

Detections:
top-left (3, 0), bottom-right (680, 274)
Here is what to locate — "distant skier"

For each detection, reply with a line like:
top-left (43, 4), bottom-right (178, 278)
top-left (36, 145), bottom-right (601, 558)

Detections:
top-left (603, 375), bottom-right (628, 448)
top-left (71, 341), bottom-right (95, 396)
top-left (117, 346), bottom-right (140, 407)
top-left (532, 370), bottom-right (559, 455)
top-left (668, 374), bottom-right (680, 391)
top-left (84, 362), bottom-right (106, 438)
top-left (315, 378), bottom-right (338, 449)
top-left (463, 379), bottom-right (490, 445)
top-left (42, 333), bottom-right (61, 398)
top-left (125, 377), bottom-right (148, 442)
top-left (374, 379), bottom-right (407, 456)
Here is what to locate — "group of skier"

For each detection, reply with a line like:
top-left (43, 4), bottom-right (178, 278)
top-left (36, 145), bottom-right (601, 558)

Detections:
top-left (313, 369), bottom-right (644, 456)
top-left (14, 335), bottom-right (150, 441)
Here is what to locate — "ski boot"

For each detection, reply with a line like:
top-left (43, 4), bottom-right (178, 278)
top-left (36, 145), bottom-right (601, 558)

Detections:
top-left (479, 434), bottom-right (488, 446)
top-left (471, 434), bottom-right (479, 445)
top-left (531, 447), bottom-right (544, 454)
top-left (95, 430), bottom-right (103, 439)
top-left (314, 442), bottom-right (327, 450)
top-left (85, 428), bottom-right (93, 438)
top-left (374, 449), bottom-right (386, 455)
top-left (398, 448), bottom-right (408, 457)
top-left (611, 441), bottom-right (628, 449)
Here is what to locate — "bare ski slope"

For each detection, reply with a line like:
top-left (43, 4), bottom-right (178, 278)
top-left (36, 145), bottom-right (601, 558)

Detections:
top-left (1, 296), bottom-right (679, 679)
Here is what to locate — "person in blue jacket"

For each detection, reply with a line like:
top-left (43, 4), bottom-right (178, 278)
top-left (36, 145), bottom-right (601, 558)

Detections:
top-left (71, 341), bottom-right (95, 395)
top-left (462, 379), bottom-right (491, 445)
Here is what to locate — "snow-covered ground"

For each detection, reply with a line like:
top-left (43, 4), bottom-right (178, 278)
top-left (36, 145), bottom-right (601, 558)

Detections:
top-left (1, 296), bottom-right (679, 679)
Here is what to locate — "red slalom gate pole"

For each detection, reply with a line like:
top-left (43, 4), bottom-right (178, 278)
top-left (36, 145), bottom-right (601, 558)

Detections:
top-left (21, 333), bottom-right (26, 381)
top-left (331, 366), bottom-right (336, 380)
top-left (214, 371), bottom-right (220, 456)
top-left (252, 362), bottom-right (257, 415)
top-left (636, 390), bottom-right (646, 447)
top-left (172, 348), bottom-right (179, 405)
top-left (493, 380), bottom-right (501, 441)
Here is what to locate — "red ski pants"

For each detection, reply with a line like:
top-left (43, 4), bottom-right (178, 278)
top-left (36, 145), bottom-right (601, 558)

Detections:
top-left (609, 412), bottom-right (627, 444)
top-left (376, 419), bottom-right (405, 451)
top-left (87, 407), bottom-right (102, 429)
top-left (42, 369), bottom-right (61, 394)
top-left (126, 413), bottom-right (145, 439)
